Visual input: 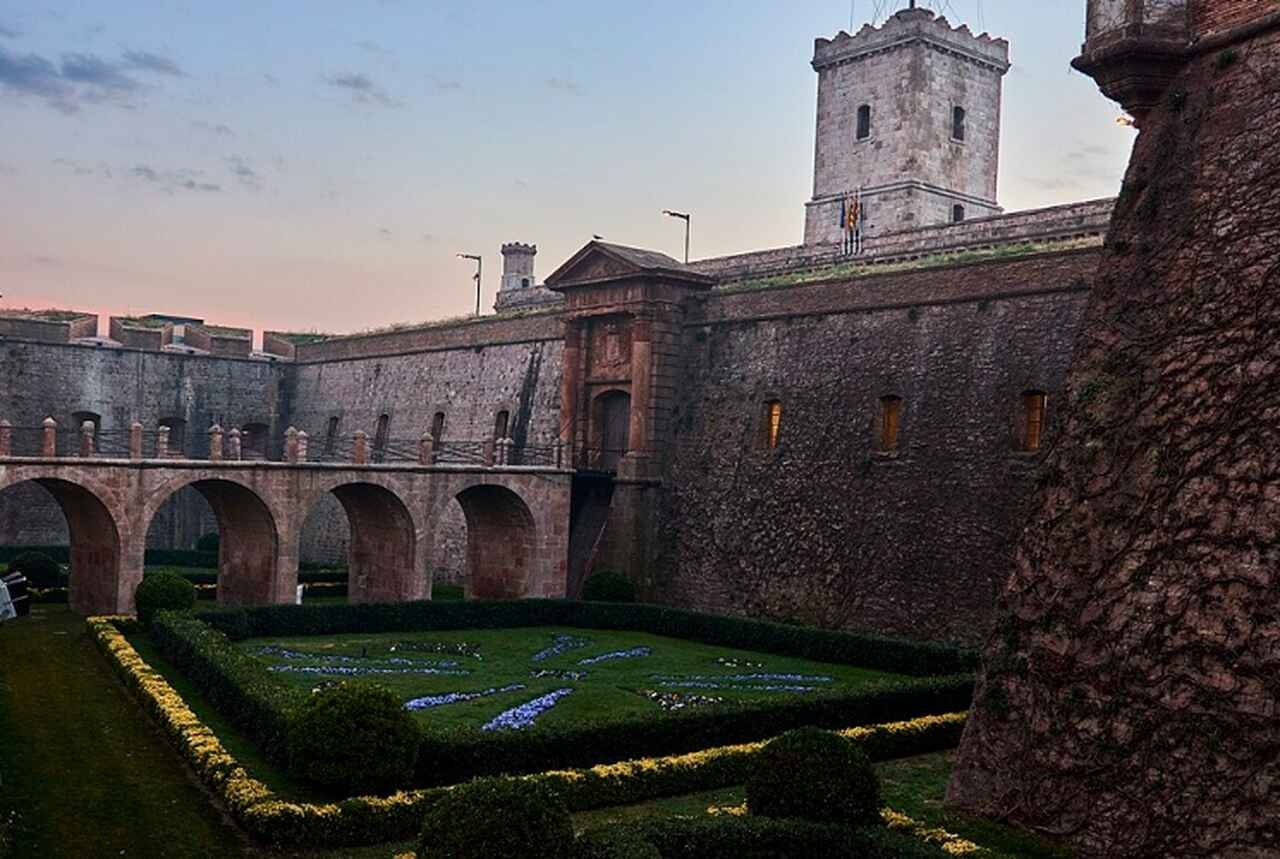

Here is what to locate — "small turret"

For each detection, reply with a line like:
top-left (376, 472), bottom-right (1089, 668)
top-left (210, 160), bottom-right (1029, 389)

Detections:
top-left (500, 243), bottom-right (538, 292)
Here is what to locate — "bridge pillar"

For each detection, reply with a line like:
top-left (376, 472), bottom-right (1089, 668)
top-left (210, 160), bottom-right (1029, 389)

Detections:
top-left (79, 421), bottom-right (95, 458)
top-left (0, 421), bottom-right (10, 458)
top-left (157, 425), bottom-right (170, 459)
top-left (41, 418), bottom-right (57, 458)
top-left (129, 422), bottom-right (143, 460)
top-left (227, 428), bottom-right (242, 461)
top-left (353, 431), bottom-right (368, 465)
top-left (208, 425), bottom-right (224, 462)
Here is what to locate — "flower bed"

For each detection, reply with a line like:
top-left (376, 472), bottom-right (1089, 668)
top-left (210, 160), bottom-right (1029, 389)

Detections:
top-left (91, 613), bottom-right (968, 849)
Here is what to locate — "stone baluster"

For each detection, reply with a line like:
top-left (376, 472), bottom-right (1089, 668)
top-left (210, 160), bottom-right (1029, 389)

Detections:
top-left (297, 430), bottom-right (309, 463)
top-left (79, 421), bottom-right (95, 458)
top-left (208, 424), bottom-right (224, 462)
top-left (41, 418), bottom-right (57, 458)
top-left (0, 420), bottom-right (11, 458)
top-left (418, 433), bottom-right (435, 466)
top-left (499, 436), bottom-right (514, 466)
top-left (285, 427), bottom-right (299, 464)
top-left (129, 422), bottom-right (143, 460)
top-left (227, 428), bottom-right (242, 461)
top-left (482, 438), bottom-right (496, 468)
top-left (353, 430), bottom-right (368, 465)
top-left (157, 425), bottom-right (170, 459)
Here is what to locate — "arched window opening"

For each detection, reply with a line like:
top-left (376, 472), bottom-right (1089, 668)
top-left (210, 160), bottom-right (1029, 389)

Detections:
top-left (324, 416), bottom-right (340, 456)
top-left (952, 205), bottom-right (966, 223)
top-left (759, 400), bottom-right (783, 450)
top-left (521, 277), bottom-right (531, 289)
top-left (493, 410), bottom-right (510, 441)
top-left (71, 411), bottom-right (101, 443)
top-left (952, 106), bottom-right (966, 141)
top-left (240, 422), bottom-right (270, 460)
top-left (431, 411), bottom-right (446, 444)
top-left (373, 414), bottom-right (390, 462)
top-left (878, 396), bottom-right (902, 452)
top-left (856, 104), bottom-right (872, 141)
top-left (1022, 391), bottom-right (1048, 452)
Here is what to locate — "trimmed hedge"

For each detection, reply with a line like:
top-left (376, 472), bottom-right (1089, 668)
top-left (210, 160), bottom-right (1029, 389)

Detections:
top-left (289, 682), bottom-right (419, 795)
top-left (419, 777), bottom-right (574, 859)
top-left (581, 570), bottom-right (637, 603)
top-left (579, 816), bottom-right (947, 859)
top-left (10, 551), bottom-right (63, 588)
top-left (197, 599), bottom-right (974, 676)
top-left (135, 573), bottom-right (196, 625)
top-left (0, 544), bottom-right (343, 574)
top-left (746, 728), bottom-right (880, 827)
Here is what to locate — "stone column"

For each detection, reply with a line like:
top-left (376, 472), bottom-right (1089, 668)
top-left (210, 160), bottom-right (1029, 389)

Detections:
top-left (129, 422), bottom-right (143, 460)
top-left (285, 427), bottom-right (299, 463)
top-left (79, 421), bottom-right (95, 458)
top-left (560, 322), bottom-right (582, 462)
top-left (41, 418), bottom-right (57, 458)
top-left (353, 430), bottom-right (368, 465)
top-left (157, 425), bottom-right (170, 459)
top-left (482, 438), bottom-right (496, 467)
top-left (297, 431), bottom-right (309, 463)
top-left (418, 434), bottom-right (435, 466)
top-left (208, 425), bottom-right (224, 462)
top-left (625, 314), bottom-right (654, 473)
top-left (498, 437), bottom-right (513, 466)
top-left (227, 428), bottom-right (242, 461)
top-left (0, 420), bottom-right (11, 458)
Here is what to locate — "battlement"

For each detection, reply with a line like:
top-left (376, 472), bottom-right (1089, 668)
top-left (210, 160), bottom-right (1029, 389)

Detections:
top-left (814, 7), bottom-right (1010, 72)
top-left (500, 242), bottom-right (537, 255)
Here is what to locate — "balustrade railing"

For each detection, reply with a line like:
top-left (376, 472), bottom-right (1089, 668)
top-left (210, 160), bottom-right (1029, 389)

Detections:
top-left (0, 418), bottom-right (565, 470)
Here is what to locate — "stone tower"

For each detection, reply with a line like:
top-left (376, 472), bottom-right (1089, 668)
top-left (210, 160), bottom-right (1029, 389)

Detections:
top-left (500, 242), bottom-right (537, 292)
top-left (804, 5), bottom-right (1011, 244)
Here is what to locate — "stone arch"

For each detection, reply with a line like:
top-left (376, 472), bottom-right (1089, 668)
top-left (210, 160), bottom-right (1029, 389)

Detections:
top-left (455, 484), bottom-right (537, 600)
top-left (0, 476), bottom-right (124, 615)
top-left (317, 482), bottom-right (419, 603)
top-left (142, 477), bottom-right (280, 607)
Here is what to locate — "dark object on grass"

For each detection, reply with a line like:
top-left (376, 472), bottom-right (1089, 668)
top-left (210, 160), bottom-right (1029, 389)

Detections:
top-left (419, 776), bottom-right (574, 859)
top-left (746, 727), bottom-right (881, 828)
top-left (11, 551), bottom-right (63, 589)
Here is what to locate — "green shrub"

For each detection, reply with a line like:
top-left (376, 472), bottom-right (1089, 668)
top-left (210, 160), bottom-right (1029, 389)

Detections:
top-left (575, 827), bottom-right (661, 859)
top-left (288, 682), bottom-right (419, 795)
top-left (581, 570), bottom-right (637, 603)
top-left (195, 532), bottom-right (220, 553)
top-left (11, 551), bottom-right (63, 588)
top-left (134, 571), bottom-right (196, 625)
top-left (418, 777), bottom-right (573, 859)
top-left (747, 727), bottom-right (880, 828)
top-left (433, 584), bottom-right (464, 601)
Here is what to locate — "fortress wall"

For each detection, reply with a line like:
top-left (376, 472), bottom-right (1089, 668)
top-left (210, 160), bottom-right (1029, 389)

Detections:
top-left (657, 249), bottom-right (1099, 643)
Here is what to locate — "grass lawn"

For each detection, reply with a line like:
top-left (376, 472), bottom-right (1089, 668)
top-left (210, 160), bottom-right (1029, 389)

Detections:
top-left (240, 627), bottom-right (908, 732)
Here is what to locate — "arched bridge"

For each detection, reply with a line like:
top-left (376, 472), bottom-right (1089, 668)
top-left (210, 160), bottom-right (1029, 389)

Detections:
top-left (0, 421), bottom-right (572, 615)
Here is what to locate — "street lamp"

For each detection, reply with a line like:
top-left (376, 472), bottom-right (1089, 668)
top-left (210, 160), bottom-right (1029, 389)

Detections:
top-left (457, 253), bottom-right (482, 316)
top-left (662, 210), bottom-right (691, 263)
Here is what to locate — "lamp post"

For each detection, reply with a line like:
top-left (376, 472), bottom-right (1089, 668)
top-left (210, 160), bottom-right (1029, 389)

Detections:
top-left (662, 210), bottom-right (691, 264)
top-left (457, 253), bottom-right (482, 315)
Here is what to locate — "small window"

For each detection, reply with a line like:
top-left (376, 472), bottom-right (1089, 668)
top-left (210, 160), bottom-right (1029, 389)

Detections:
top-left (521, 277), bottom-right (530, 288)
top-left (877, 396), bottom-right (902, 452)
top-left (241, 422), bottom-right (269, 459)
top-left (856, 104), bottom-right (872, 141)
top-left (952, 205), bottom-right (966, 223)
top-left (952, 106), bottom-right (966, 141)
top-left (759, 400), bottom-right (783, 450)
top-left (373, 414), bottom-right (390, 461)
top-left (493, 410), bottom-right (510, 440)
top-left (431, 411), bottom-right (446, 444)
top-left (159, 417), bottom-right (187, 456)
top-left (324, 416), bottom-right (340, 455)
top-left (1022, 391), bottom-right (1048, 452)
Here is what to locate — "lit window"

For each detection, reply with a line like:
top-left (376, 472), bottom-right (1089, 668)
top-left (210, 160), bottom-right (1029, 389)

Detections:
top-left (952, 106), bottom-right (966, 141)
top-left (878, 396), bottom-right (902, 452)
top-left (761, 400), bottom-right (783, 449)
top-left (1022, 392), bottom-right (1047, 452)
top-left (856, 104), bottom-right (872, 141)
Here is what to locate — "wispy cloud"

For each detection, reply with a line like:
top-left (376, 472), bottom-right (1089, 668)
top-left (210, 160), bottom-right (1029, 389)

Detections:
top-left (129, 164), bottom-right (221, 193)
top-left (326, 71), bottom-right (396, 106)
top-left (378, 227), bottom-right (393, 239)
top-left (192, 119), bottom-right (234, 137)
top-left (225, 155), bottom-right (261, 189)
top-left (53, 157), bottom-right (112, 178)
top-left (546, 77), bottom-right (582, 95)
top-left (430, 74), bottom-right (462, 92)
top-left (0, 24), bottom-right (20, 39)
top-left (0, 45), bottom-right (185, 113)
top-left (0, 162), bottom-right (17, 176)
top-left (356, 40), bottom-right (390, 57)
top-left (122, 49), bottom-right (184, 77)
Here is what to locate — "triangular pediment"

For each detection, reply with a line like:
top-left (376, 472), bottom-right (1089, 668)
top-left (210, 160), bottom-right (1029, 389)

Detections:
top-left (545, 241), bottom-right (714, 291)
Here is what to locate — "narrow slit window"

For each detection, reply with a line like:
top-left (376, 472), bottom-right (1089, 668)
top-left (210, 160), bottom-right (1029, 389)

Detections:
top-left (431, 411), bottom-right (446, 444)
top-left (493, 410), bottom-right (510, 440)
top-left (878, 396), bottom-right (902, 452)
top-left (952, 204), bottom-right (966, 223)
top-left (761, 400), bottom-right (783, 450)
top-left (324, 416), bottom-right (340, 455)
top-left (952, 106), bottom-right (966, 141)
top-left (1023, 391), bottom-right (1048, 452)
top-left (856, 104), bottom-right (872, 141)
top-left (373, 414), bottom-right (390, 461)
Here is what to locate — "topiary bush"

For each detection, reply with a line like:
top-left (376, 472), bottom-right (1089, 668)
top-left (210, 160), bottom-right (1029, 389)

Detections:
top-left (576, 827), bottom-right (661, 859)
top-left (418, 777), bottom-right (574, 859)
top-left (746, 727), bottom-right (881, 828)
top-left (195, 532), bottom-right (220, 553)
top-left (581, 570), bottom-right (637, 603)
top-left (11, 551), bottom-right (64, 589)
top-left (288, 681), bottom-right (419, 795)
top-left (134, 571), bottom-right (196, 625)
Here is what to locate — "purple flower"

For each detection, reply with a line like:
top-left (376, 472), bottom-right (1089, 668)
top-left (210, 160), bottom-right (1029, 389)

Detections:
top-left (404, 683), bottom-right (526, 712)
top-left (481, 688), bottom-right (575, 731)
top-left (268, 664), bottom-right (470, 677)
top-left (531, 634), bottom-right (592, 663)
top-left (577, 646), bottom-right (652, 665)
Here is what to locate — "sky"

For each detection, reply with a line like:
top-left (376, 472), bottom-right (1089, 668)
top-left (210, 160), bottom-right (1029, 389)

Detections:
top-left (0, 0), bottom-right (1134, 337)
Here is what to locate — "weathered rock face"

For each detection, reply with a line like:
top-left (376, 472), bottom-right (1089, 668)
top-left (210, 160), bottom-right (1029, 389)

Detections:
top-left (948, 20), bottom-right (1280, 859)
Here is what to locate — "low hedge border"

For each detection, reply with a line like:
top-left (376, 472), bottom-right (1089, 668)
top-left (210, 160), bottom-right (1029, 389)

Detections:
top-left (156, 611), bottom-right (973, 785)
top-left (90, 615), bottom-right (969, 849)
top-left (0, 544), bottom-right (343, 573)
top-left (198, 599), bottom-right (974, 677)
top-left (29, 580), bottom-right (348, 606)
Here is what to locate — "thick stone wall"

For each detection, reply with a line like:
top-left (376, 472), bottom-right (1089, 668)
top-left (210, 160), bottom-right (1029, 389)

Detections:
top-left (657, 249), bottom-right (1097, 643)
